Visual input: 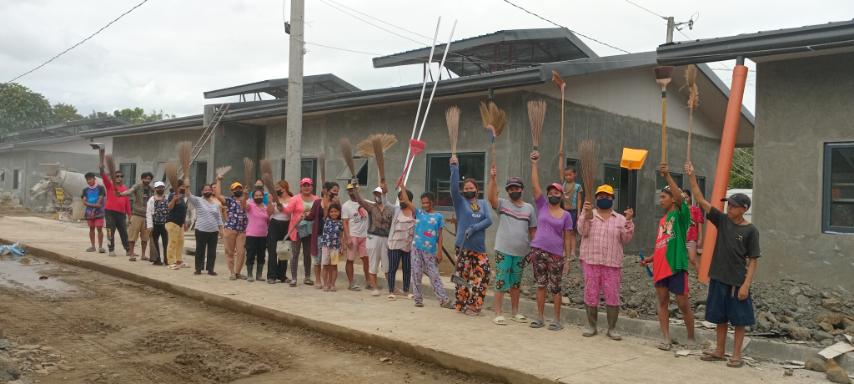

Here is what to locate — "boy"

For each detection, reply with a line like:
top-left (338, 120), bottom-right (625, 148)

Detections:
top-left (641, 163), bottom-right (695, 350)
top-left (561, 167), bottom-right (582, 259)
top-left (687, 162), bottom-right (760, 368)
top-left (82, 172), bottom-right (106, 253)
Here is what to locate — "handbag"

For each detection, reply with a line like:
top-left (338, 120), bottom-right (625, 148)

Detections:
top-left (277, 240), bottom-right (292, 261)
top-left (297, 219), bottom-right (313, 238)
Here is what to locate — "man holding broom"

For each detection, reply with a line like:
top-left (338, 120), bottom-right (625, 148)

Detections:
top-left (98, 149), bottom-right (131, 258)
top-left (348, 183), bottom-right (393, 297)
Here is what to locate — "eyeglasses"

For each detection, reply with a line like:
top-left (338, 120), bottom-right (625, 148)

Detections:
top-left (115, 175), bottom-right (124, 178)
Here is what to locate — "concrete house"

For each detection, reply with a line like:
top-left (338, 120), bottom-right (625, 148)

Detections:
top-left (658, 20), bottom-right (854, 291)
top-left (81, 28), bottom-right (754, 253)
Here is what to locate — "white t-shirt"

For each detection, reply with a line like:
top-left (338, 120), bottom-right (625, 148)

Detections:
top-left (342, 199), bottom-right (369, 237)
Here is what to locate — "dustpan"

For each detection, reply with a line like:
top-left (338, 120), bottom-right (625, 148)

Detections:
top-left (620, 148), bottom-right (648, 170)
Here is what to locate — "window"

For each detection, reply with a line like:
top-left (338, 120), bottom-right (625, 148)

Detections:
top-left (565, 158), bottom-right (584, 193)
top-left (194, 161), bottom-right (208, 189)
top-left (603, 164), bottom-right (636, 212)
top-left (656, 172), bottom-right (683, 191)
top-left (13, 169), bottom-right (20, 189)
top-left (334, 158), bottom-right (368, 187)
top-left (302, 158), bottom-right (317, 194)
top-left (823, 143), bottom-right (854, 233)
top-left (119, 163), bottom-right (136, 188)
top-left (0, 169), bottom-right (5, 182)
top-left (426, 152), bottom-right (485, 207)
top-left (695, 176), bottom-right (707, 200)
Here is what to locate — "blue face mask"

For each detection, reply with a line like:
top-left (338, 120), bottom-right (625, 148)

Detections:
top-left (596, 198), bottom-right (614, 209)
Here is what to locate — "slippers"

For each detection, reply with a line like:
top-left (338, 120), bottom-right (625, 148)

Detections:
top-left (548, 322), bottom-right (564, 331)
top-left (726, 359), bottom-right (744, 368)
top-left (701, 354), bottom-right (726, 362)
top-left (511, 314), bottom-right (528, 323)
top-left (529, 320), bottom-right (545, 329)
top-left (657, 342), bottom-right (673, 351)
top-left (493, 316), bottom-right (507, 326)
top-left (387, 294), bottom-right (396, 300)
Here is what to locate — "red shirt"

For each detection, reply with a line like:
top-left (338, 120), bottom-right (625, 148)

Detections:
top-left (101, 171), bottom-right (131, 215)
top-left (687, 205), bottom-right (704, 242)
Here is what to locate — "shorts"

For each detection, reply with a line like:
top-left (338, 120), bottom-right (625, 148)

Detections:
top-left (87, 218), bottom-right (104, 228)
top-left (494, 251), bottom-right (525, 292)
top-left (321, 246), bottom-right (341, 266)
top-left (655, 271), bottom-right (689, 296)
top-left (348, 236), bottom-right (367, 261)
top-left (312, 253), bottom-right (321, 266)
top-left (686, 240), bottom-right (698, 251)
top-left (528, 247), bottom-right (564, 295)
top-left (367, 234), bottom-right (388, 274)
top-left (128, 215), bottom-right (150, 242)
top-left (705, 279), bottom-right (755, 326)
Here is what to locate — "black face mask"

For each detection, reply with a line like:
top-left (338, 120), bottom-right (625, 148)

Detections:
top-left (548, 196), bottom-right (561, 205)
top-left (254, 198), bottom-right (264, 204)
top-left (276, 190), bottom-right (283, 196)
top-left (508, 191), bottom-right (522, 200)
top-left (233, 191), bottom-right (243, 198)
top-left (462, 191), bottom-right (477, 200)
top-left (203, 192), bottom-right (213, 198)
top-left (399, 202), bottom-right (408, 209)
top-left (156, 190), bottom-right (165, 196)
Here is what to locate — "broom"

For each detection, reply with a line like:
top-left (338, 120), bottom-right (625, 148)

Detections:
top-left (259, 159), bottom-right (276, 194)
top-left (165, 161), bottom-right (179, 192)
top-left (479, 101), bottom-right (507, 169)
top-left (684, 65), bottom-right (700, 162)
top-left (654, 66), bottom-right (675, 163)
top-left (446, 106), bottom-right (460, 157)
top-left (243, 158), bottom-right (254, 194)
top-left (177, 141), bottom-right (192, 183)
top-left (579, 139), bottom-right (597, 204)
top-left (552, 70), bottom-right (567, 179)
top-left (319, 153), bottom-right (327, 186)
top-left (372, 137), bottom-right (386, 183)
top-left (340, 138), bottom-right (356, 182)
top-left (527, 100), bottom-right (547, 151)
top-left (356, 134), bottom-right (397, 157)
top-left (215, 165), bottom-right (232, 179)
top-left (104, 154), bottom-right (117, 178)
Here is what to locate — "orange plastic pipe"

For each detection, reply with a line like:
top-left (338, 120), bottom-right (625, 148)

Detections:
top-left (699, 63), bottom-right (748, 284)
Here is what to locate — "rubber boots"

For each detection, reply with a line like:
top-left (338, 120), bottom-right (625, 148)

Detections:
top-left (246, 264), bottom-right (255, 282)
top-left (255, 263), bottom-right (264, 281)
top-left (606, 306), bottom-right (622, 341)
top-left (583, 306), bottom-right (598, 337)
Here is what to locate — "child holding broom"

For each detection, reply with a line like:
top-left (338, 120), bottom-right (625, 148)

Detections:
top-left (319, 203), bottom-right (345, 291)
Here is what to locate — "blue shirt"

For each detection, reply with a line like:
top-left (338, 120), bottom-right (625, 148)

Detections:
top-left (450, 164), bottom-right (492, 253)
top-left (413, 209), bottom-right (444, 253)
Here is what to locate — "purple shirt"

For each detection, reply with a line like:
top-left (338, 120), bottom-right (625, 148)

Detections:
top-left (529, 195), bottom-right (573, 256)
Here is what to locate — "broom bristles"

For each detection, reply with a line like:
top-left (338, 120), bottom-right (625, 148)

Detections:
top-left (319, 154), bottom-right (326, 186)
top-left (104, 154), bottom-right (117, 177)
top-left (215, 165), bottom-right (232, 178)
top-left (260, 159), bottom-right (276, 195)
top-left (527, 100), bottom-right (547, 148)
top-left (177, 141), bottom-right (192, 180)
top-left (654, 66), bottom-right (675, 80)
top-left (446, 106), bottom-right (460, 156)
top-left (260, 159), bottom-right (273, 177)
top-left (579, 140), bottom-right (597, 204)
top-left (685, 65), bottom-right (700, 109)
top-left (479, 102), bottom-right (507, 138)
top-left (372, 137), bottom-right (385, 182)
top-left (165, 161), bottom-right (179, 191)
top-left (340, 138), bottom-right (356, 177)
top-left (356, 134), bottom-right (397, 157)
top-left (243, 158), bottom-right (254, 192)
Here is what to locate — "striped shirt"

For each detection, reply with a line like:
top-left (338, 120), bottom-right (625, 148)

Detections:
top-left (189, 195), bottom-right (223, 232)
top-left (387, 208), bottom-right (415, 251)
top-left (578, 209), bottom-right (634, 268)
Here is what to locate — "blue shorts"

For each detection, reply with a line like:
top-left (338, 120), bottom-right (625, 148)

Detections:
top-left (654, 271), bottom-right (689, 296)
top-left (705, 279), bottom-right (755, 326)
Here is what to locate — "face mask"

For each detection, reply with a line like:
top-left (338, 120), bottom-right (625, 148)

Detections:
top-left (233, 191), bottom-right (243, 198)
top-left (548, 196), bottom-right (561, 205)
top-left (596, 198), bottom-right (614, 209)
top-left (508, 191), bottom-right (522, 200)
top-left (203, 192), bottom-right (213, 198)
top-left (400, 202), bottom-right (408, 209)
top-left (254, 198), bottom-right (264, 204)
top-left (276, 190), bottom-right (283, 196)
top-left (156, 190), bottom-right (165, 196)
top-left (374, 195), bottom-right (382, 203)
top-left (329, 193), bottom-right (338, 199)
top-left (463, 191), bottom-right (477, 200)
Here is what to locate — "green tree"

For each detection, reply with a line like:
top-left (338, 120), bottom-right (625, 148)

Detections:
top-left (52, 103), bottom-right (82, 123)
top-left (0, 83), bottom-right (53, 134)
top-left (729, 147), bottom-right (753, 189)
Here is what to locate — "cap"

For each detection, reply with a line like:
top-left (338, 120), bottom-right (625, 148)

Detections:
top-left (153, 181), bottom-right (166, 188)
top-left (546, 183), bottom-right (564, 193)
top-left (595, 184), bottom-right (615, 196)
top-left (722, 193), bottom-right (751, 209)
top-left (346, 183), bottom-right (355, 190)
top-left (373, 187), bottom-right (384, 194)
top-left (505, 177), bottom-right (524, 189)
top-left (229, 181), bottom-right (243, 190)
top-left (299, 177), bottom-right (313, 186)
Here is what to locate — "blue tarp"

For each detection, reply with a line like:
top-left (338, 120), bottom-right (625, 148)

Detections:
top-left (0, 243), bottom-right (25, 256)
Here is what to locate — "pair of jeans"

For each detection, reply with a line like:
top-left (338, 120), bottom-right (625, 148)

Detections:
top-left (105, 210), bottom-right (129, 252)
top-left (266, 219), bottom-right (289, 281)
top-left (245, 236), bottom-right (267, 276)
top-left (290, 236), bottom-right (312, 281)
top-left (149, 223), bottom-right (168, 264)
top-left (194, 230), bottom-right (218, 273)
top-left (387, 249), bottom-right (411, 293)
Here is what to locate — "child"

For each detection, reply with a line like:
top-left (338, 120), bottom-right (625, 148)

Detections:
top-left (641, 163), bottom-right (695, 350)
top-left (562, 167), bottom-right (583, 259)
top-left (82, 172), bottom-right (106, 253)
top-left (684, 190), bottom-right (704, 271)
top-left (320, 203), bottom-right (344, 291)
top-left (400, 185), bottom-right (452, 308)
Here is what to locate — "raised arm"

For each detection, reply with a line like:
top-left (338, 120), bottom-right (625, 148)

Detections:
top-left (487, 165), bottom-right (499, 210)
top-left (659, 163), bottom-right (683, 206)
top-left (530, 151), bottom-right (542, 199)
top-left (399, 183), bottom-right (412, 207)
top-left (449, 159), bottom-right (465, 207)
top-left (685, 162), bottom-right (711, 212)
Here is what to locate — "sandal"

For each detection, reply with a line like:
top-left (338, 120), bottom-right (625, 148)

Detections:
top-left (348, 285), bottom-right (361, 291)
top-left (493, 316), bottom-right (508, 326)
top-left (511, 314), bottom-right (528, 323)
top-left (387, 294), bottom-right (396, 300)
top-left (548, 321), bottom-right (564, 331)
top-left (529, 320), bottom-right (545, 329)
top-left (657, 342), bottom-right (673, 351)
top-left (726, 359), bottom-right (744, 368)
top-left (289, 281), bottom-right (298, 287)
top-left (701, 354), bottom-right (726, 362)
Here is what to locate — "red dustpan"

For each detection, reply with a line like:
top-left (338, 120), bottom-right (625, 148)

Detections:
top-left (398, 139), bottom-right (426, 187)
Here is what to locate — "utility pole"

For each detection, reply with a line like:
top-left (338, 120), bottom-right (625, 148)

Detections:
top-left (284, 0), bottom-right (305, 183)
top-left (665, 16), bottom-right (675, 43)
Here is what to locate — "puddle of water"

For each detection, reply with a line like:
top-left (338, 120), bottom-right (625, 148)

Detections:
top-left (0, 256), bottom-right (76, 294)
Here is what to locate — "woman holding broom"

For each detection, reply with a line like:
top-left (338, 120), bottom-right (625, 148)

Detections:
top-left (449, 155), bottom-right (493, 315)
top-left (214, 176), bottom-right (248, 280)
top-left (282, 178), bottom-right (319, 287)
top-left (266, 180), bottom-right (294, 284)
top-left (527, 150), bottom-right (574, 330)
top-left (186, 182), bottom-right (225, 276)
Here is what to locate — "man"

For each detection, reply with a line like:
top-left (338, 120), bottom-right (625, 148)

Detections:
top-left (146, 181), bottom-right (169, 265)
top-left (562, 167), bottom-right (583, 259)
top-left (348, 183), bottom-right (393, 297)
top-left (487, 167), bottom-right (536, 325)
top-left (641, 163), bottom-right (695, 350)
top-left (81, 172), bottom-right (106, 253)
top-left (120, 171), bottom-right (154, 260)
top-left (687, 162), bottom-right (760, 368)
top-left (99, 149), bottom-right (131, 258)
top-left (342, 182), bottom-right (369, 291)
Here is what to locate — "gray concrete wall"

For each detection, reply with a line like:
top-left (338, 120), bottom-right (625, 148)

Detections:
top-left (111, 129), bottom-right (209, 189)
top-left (214, 123), bottom-right (266, 187)
top-left (753, 52), bottom-right (854, 291)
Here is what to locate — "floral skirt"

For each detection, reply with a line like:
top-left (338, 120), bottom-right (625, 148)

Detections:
top-left (453, 248), bottom-right (490, 313)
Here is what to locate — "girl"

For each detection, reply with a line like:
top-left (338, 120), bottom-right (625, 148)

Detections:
top-left (305, 181), bottom-right (340, 289)
top-left (243, 188), bottom-right (275, 281)
top-left (319, 203), bottom-right (344, 291)
top-left (386, 189), bottom-right (415, 300)
top-left (267, 180), bottom-right (293, 284)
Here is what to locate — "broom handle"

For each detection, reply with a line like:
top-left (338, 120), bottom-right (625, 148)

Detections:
top-left (558, 87), bottom-right (565, 180)
top-left (687, 108), bottom-right (693, 162)
top-left (660, 89), bottom-right (667, 164)
top-left (404, 17), bottom-right (441, 178)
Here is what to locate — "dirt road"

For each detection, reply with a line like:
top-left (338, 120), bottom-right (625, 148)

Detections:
top-left (0, 255), bottom-right (496, 384)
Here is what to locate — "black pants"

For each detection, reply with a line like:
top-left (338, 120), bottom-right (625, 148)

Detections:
top-left (246, 236), bottom-right (267, 274)
top-left (149, 223), bottom-right (168, 264)
top-left (105, 210), bottom-right (129, 252)
top-left (290, 235), bottom-right (312, 281)
top-left (387, 249), bottom-right (412, 293)
top-left (266, 219), bottom-right (289, 281)
top-left (194, 230), bottom-right (218, 273)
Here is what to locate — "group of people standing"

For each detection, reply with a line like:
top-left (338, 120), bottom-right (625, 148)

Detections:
top-left (79, 148), bottom-right (760, 367)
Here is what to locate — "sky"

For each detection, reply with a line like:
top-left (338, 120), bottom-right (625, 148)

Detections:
top-left (1, 0), bottom-right (852, 117)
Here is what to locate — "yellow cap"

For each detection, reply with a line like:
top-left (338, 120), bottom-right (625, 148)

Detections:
top-left (595, 184), bottom-right (615, 196)
top-left (230, 181), bottom-right (243, 190)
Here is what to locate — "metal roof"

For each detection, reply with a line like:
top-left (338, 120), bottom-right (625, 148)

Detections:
top-left (0, 117), bottom-right (126, 145)
top-left (203, 73), bottom-right (360, 99)
top-left (373, 28), bottom-right (597, 76)
top-left (657, 19), bottom-right (854, 65)
top-left (80, 114), bottom-right (204, 138)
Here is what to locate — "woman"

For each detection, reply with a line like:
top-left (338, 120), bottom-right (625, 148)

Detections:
top-left (305, 181), bottom-right (340, 290)
top-left (187, 183), bottom-right (224, 276)
top-left (215, 177), bottom-right (248, 280)
top-left (578, 184), bottom-right (634, 340)
top-left (527, 151), bottom-right (573, 331)
top-left (166, 180), bottom-right (190, 270)
top-left (146, 181), bottom-right (170, 266)
top-left (386, 188), bottom-right (415, 300)
top-left (282, 178), bottom-right (319, 287)
top-left (243, 188), bottom-right (275, 282)
top-left (449, 155), bottom-right (493, 315)
top-left (266, 180), bottom-right (293, 284)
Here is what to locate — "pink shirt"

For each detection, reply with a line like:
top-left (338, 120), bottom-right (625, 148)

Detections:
top-left (578, 209), bottom-right (634, 268)
top-left (245, 203), bottom-right (270, 237)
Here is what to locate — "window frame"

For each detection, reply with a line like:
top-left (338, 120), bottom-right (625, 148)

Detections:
top-left (118, 163), bottom-right (136, 188)
top-left (822, 142), bottom-right (854, 234)
top-left (301, 157), bottom-right (318, 194)
top-left (426, 152), bottom-right (486, 209)
top-left (12, 169), bottom-right (20, 190)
